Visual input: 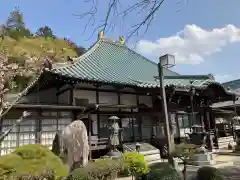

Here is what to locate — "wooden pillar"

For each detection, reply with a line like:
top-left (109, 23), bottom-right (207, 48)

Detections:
top-left (0, 116), bottom-right (2, 155)
top-left (35, 81), bottom-right (41, 145)
top-left (175, 113), bottom-right (180, 139)
top-left (117, 91), bottom-right (122, 127)
top-left (96, 86), bottom-right (100, 139)
top-left (136, 94), bottom-right (142, 141)
top-left (17, 117), bottom-right (20, 147)
top-left (151, 94), bottom-right (157, 138)
top-left (68, 86), bottom-right (74, 121)
top-left (190, 92), bottom-right (195, 132)
top-left (211, 111), bottom-right (219, 149)
top-left (88, 113), bottom-right (92, 160)
top-left (35, 109), bottom-right (42, 144)
top-left (131, 108), bottom-right (135, 142)
top-left (56, 87), bottom-right (60, 130)
top-left (205, 104), bottom-right (213, 151)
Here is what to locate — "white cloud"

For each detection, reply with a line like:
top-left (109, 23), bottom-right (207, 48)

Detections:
top-left (136, 24), bottom-right (240, 64)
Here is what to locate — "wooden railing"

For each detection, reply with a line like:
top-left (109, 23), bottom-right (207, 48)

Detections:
top-left (90, 138), bottom-right (108, 150)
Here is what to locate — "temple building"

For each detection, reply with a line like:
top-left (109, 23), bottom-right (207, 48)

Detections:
top-left (211, 79), bottom-right (240, 148)
top-left (0, 35), bottom-right (238, 157)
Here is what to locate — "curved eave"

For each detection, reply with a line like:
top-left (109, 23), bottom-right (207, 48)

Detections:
top-left (51, 71), bottom-right (239, 97)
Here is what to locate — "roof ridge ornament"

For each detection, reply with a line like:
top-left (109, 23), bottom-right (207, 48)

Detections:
top-left (98, 29), bottom-right (104, 40)
top-left (119, 36), bottom-right (125, 45)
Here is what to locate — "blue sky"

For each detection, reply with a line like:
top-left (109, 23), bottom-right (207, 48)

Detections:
top-left (1, 0), bottom-right (240, 83)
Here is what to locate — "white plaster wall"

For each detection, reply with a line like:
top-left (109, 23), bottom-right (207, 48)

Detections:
top-left (99, 92), bottom-right (118, 104)
top-left (99, 92), bottom-right (118, 111)
top-left (121, 94), bottom-right (137, 106)
top-left (74, 90), bottom-right (96, 104)
top-left (91, 114), bottom-right (98, 135)
top-left (139, 95), bottom-right (152, 107)
top-left (91, 114), bottom-right (98, 144)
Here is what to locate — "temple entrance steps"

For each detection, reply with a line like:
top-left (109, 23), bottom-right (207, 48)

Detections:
top-left (123, 142), bottom-right (162, 165)
top-left (217, 136), bottom-right (235, 149)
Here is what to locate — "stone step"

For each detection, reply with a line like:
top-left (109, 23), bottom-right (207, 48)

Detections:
top-left (218, 136), bottom-right (235, 149)
top-left (218, 136), bottom-right (234, 143)
top-left (144, 153), bottom-right (161, 162)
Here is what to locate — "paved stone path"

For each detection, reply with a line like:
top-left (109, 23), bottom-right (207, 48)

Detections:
top-left (119, 155), bottom-right (240, 180)
top-left (185, 155), bottom-right (240, 180)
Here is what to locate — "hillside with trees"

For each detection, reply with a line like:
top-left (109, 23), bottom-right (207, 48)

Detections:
top-left (0, 7), bottom-right (86, 93)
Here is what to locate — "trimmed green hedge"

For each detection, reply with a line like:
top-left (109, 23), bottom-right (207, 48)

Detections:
top-left (0, 144), bottom-right (68, 179)
top-left (122, 152), bottom-right (149, 177)
top-left (137, 163), bottom-right (182, 180)
top-left (68, 158), bottom-right (123, 180)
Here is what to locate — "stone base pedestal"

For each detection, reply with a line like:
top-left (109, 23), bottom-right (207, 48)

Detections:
top-left (193, 152), bottom-right (216, 166)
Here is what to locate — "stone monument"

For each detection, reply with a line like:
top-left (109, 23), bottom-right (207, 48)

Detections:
top-left (52, 120), bottom-right (89, 172)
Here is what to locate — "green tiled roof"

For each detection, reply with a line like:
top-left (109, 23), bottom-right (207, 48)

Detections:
top-left (50, 38), bottom-right (231, 94)
top-left (52, 38), bottom-right (179, 87)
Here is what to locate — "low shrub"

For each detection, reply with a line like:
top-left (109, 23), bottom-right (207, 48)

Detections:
top-left (196, 166), bottom-right (224, 180)
top-left (122, 152), bottom-right (149, 177)
top-left (0, 144), bottom-right (68, 179)
top-left (11, 168), bottom-right (55, 180)
top-left (145, 163), bottom-right (182, 180)
top-left (68, 158), bottom-right (123, 180)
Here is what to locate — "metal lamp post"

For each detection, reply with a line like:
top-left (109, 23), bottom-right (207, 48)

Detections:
top-left (158, 54), bottom-right (175, 166)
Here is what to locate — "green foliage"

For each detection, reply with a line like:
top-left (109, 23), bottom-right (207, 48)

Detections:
top-left (11, 168), bottom-right (55, 180)
top-left (122, 152), bottom-right (149, 177)
top-left (6, 7), bottom-right (25, 29)
top-left (0, 144), bottom-right (68, 179)
top-left (145, 163), bottom-right (182, 180)
top-left (0, 154), bottom-right (22, 179)
top-left (0, 8), bottom-right (83, 94)
top-left (196, 166), bottom-right (224, 180)
top-left (6, 27), bottom-right (32, 40)
top-left (36, 26), bottom-right (55, 39)
top-left (68, 158), bottom-right (123, 180)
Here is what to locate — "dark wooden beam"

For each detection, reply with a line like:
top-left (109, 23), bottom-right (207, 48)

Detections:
top-left (88, 113), bottom-right (92, 160)
top-left (136, 94), bottom-right (142, 141)
top-left (96, 85), bottom-right (100, 139)
top-left (35, 109), bottom-right (41, 144)
top-left (12, 104), bottom-right (87, 111)
top-left (75, 86), bottom-right (159, 95)
top-left (68, 86), bottom-right (74, 121)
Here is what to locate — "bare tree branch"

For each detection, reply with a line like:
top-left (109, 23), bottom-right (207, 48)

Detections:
top-left (75, 0), bottom-right (170, 41)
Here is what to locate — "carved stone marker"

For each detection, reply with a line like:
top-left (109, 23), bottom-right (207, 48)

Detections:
top-left (52, 120), bottom-right (89, 172)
